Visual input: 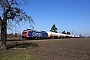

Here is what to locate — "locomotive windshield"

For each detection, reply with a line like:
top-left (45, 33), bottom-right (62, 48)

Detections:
top-left (22, 32), bottom-right (27, 34)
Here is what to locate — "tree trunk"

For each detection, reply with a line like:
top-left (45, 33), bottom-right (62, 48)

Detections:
top-left (1, 21), bottom-right (7, 50)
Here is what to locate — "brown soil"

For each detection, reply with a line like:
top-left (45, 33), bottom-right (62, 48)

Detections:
top-left (32, 38), bottom-right (90, 60)
top-left (0, 38), bottom-right (90, 60)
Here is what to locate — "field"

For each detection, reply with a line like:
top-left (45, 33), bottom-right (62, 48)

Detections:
top-left (0, 38), bottom-right (90, 60)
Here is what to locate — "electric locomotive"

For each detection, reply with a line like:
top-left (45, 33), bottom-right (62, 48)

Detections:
top-left (22, 29), bottom-right (48, 39)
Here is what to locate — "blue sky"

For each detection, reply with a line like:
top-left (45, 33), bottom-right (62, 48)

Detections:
top-left (8, 0), bottom-right (90, 36)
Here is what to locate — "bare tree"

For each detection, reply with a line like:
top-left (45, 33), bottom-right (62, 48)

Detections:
top-left (0, 0), bottom-right (34, 50)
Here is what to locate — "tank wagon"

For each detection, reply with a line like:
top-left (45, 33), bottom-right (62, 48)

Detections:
top-left (47, 32), bottom-right (61, 38)
top-left (47, 32), bottom-right (74, 38)
top-left (22, 29), bottom-right (79, 39)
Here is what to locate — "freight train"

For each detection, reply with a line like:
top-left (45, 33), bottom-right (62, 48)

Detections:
top-left (22, 29), bottom-right (79, 39)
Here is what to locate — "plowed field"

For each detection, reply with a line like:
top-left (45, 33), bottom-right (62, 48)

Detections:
top-left (0, 38), bottom-right (90, 60)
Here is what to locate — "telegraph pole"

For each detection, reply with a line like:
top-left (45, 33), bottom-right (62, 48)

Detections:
top-left (72, 30), bottom-right (73, 35)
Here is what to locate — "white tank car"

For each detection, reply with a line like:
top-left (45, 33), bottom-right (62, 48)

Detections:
top-left (68, 35), bottom-right (73, 38)
top-left (60, 34), bottom-right (67, 37)
top-left (47, 32), bottom-right (60, 38)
